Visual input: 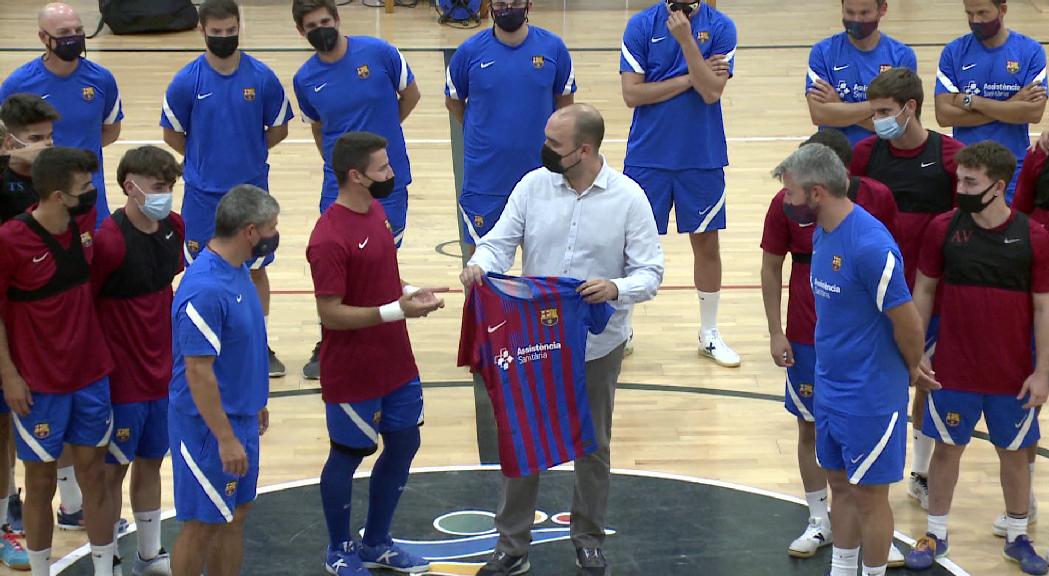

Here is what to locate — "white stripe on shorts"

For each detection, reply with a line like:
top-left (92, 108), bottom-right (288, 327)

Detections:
top-left (12, 414), bottom-right (54, 462)
top-left (179, 441), bottom-right (233, 523)
top-left (785, 372), bottom-right (814, 423)
top-left (849, 411), bottom-right (900, 485)
top-left (926, 392), bottom-right (955, 446)
top-left (340, 404), bottom-right (379, 444)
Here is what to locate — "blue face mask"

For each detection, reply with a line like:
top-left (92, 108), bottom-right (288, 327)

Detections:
top-left (132, 181), bottom-right (173, 221)
top-left (873, 106), bottom-right (910, 140)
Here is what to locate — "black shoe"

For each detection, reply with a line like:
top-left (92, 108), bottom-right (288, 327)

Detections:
top-left (475, 550), bottom-right (530, 575)
top-left (302, 342), bottom-right (321, 380)
top-left (268, 347), bottom-right (286, 378)
top-left (575, 547), bottom-right (608, 576)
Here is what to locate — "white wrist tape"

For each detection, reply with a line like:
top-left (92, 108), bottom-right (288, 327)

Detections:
top-left (379, 301), bottom-right (406, 323)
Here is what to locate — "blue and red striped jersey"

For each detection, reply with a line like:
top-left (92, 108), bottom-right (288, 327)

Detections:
top-left (458, 273), bottom-right (614, 477)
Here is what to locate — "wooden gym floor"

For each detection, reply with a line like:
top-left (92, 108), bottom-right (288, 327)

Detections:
top-left (4, 0), bottom-right (1049, 574)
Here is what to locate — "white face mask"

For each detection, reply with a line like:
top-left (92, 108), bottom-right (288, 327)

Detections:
top-left (132, 180), bottom-right (173, 221)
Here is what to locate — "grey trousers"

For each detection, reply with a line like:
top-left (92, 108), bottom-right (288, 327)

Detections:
top-left (494, 342), bottom-right (626, 555)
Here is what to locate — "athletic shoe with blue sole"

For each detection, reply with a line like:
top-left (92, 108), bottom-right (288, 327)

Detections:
top-left (325, 542), bottom-right (370, 576)
top-left (359, 539), bottom-right (430, 573)
top-left (1004, 535), bottom-right (1048, 575)
top-left (905, 533), bottom-right (948, 570)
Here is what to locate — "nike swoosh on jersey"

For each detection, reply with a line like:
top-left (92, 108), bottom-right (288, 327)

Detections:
top-left (480, 61), bottom-right (495, 69)
top-left (32, 253), bottom-right (48, 263)
top-left (921, 162), bottom-right (937, 168)
top-left (197, 93), bottom-right (213, 100)
top-left (41, 94), bottom-right (50, 100)
top-left (798, 222), bottom-right (815, 228)
top-left (1005, 238), bottom-right (1022, 244)
top-left (314, 83), bottom-right (328, 92)
top-left (236, 295), bottom-right (243, 302)
top-left (962, 63), bottom-right (978, 71)
top-left (651, 36), bottom-right (667, 43)
top-left (359, 237), bottom-right (369, 249)
top-left (165, 232), bottom-right (174, 240)
top-left (487, 321), bottom-right (508, 333)
top-left (832, 65), bottom-right (850, 71)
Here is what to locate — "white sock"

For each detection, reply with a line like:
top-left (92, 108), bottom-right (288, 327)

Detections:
top-left (912, 428), bottom-right (933, 477)
top-left (928, 514), bottom-right (948, 540)
top-left (805, 488), bottom-right (829, 523)
top-left (1007, 514), bottom-right (1029, 543)
top-left (90, 542), bottom-right (115, 576)
top-left (27, 548), bottom-right (50, 576)
top-left (862, 564), bottom-right (887, 576)
top-left (698, 290), bottom-right (719, 334)
top-left (830, 546), bottom-right (860, 576)
top-left (57, 466), bottom-right (82, 513)
top-left (134, 509), bottom-right (162, 560)
top-left (112, 520), bottom-right (121, 549)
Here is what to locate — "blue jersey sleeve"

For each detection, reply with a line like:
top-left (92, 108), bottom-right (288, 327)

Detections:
top-left (100, 67), bottom-right (123, 125)
top-left (292, 72), bottom-right (321, 123)
top-left (856, 236), bottom-right (911, 313)
top-left (161, 72), bottom-right (193, 133)
top-left (936, 44), bottom-right (960, 95)
top-left (806, 42), bottom-right (829, 92)
top-left (175, 292), bottom-right (225, 357)
top-left (900, 44), bottom-right (918, 72)
top-left (384, 41), bottom-right (414, 93)
top-left (1022, 41), bottom-right (1048, 89)
top-left (586, 302), bottom-right (615, 335)
top-left (620, 16), bottom-right (648, 75)
top-left (262, 67), bottom-right (294, 129)
top-left (445, 42), bottom-right (470, 101)
top-left (553, 38), bottom-right (577, 97)
top-left (713, 15), bottom-right (738, 77)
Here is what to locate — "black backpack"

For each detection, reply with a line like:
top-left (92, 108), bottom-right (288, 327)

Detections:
top-left (90, 0), bottom-right (199, 37)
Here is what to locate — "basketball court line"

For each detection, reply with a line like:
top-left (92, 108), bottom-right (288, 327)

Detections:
top-left (48, 465), bottom-right (973, 576)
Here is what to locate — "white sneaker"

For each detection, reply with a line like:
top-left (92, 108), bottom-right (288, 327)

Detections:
top-left (888, 543), bottom-right (905, 568)
top-left (993, 505), bottom-right (1039, 538)
top-left (908, 472), bottom-right (929, 510)
top-left (787, 517), bottom-right (832, 558)
top-left (699, 329), bottom-right (740, 367)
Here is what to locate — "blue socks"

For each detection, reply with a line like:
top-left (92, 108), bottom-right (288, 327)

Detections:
top-left (320, 446), bottom-right (363, 549)
top-left (363, 427), bottom-right (421, 547)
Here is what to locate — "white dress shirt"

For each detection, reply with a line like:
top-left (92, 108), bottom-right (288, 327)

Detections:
top-left (469, 157), bottom-right (665, 361)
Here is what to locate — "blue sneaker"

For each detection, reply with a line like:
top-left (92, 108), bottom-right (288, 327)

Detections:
top-left (325, 542), bottom-right (369, 576)
top-left (905, 533), bottom-right (948, 570)
top-left (56, 506), bottom-right (84, 531)
top-left (0, 532), bottom-right (29, 571)
top-left (359, 539), bottom-right (430, 573)
top-left (1004, 535), bottom-right (1049, 575)
top-left (5, 489), bottom-right (22, 535)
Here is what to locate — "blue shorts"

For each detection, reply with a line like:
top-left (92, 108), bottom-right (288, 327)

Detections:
top-left (623, 166), bottom-right (727, 235)
top-left (459, 192), bottom-right (508, 246)
top-left (320, 186), bottom-right (408, 249)
top-left (784, 343), bottom-right (816, 423)
top-left (170, 407), bottom-right (259, 524)
top-left (183, 182), bottom-right (275, 270)
top-left (12, 378), bottom-right (113, 462)
top-left (816, 406), bottom-right (906, 485)
top-left (326, 379), bottom-right (424, 450)
top-left (106, 398), bottom-right (169, 465)
top-left (924, 388), bottom-right (1039, 449)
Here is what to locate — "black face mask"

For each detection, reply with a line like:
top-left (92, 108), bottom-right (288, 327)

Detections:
top-left (958, 182), bottom-right (998, 214)
top-left (65, 187), bottom-right (97, 216)
top-left (493, 7), bottom-right (528, 32)
top-left (842, 19), bottom-right (879, 40)
top-left (307, 26), bottom-right (340, 53)
top-left (47, 33), bottom-right (85, 62)
top-left (206, 35), bottom-right (239, 59)
top-left (252, 231), bottom-right (280, 260)
top-left (365, 174), bottom-right (396, 199)
top-left (666, 0), bottom-right (700, 17)
top-left (541, 144), bottom-right (581, 175)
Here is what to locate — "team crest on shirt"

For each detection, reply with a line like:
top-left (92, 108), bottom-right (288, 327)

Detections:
top-left (831, 255), bottom-right (843, 272)
top-left (187, 240), bottom-right (200, 253)
top-left (495, 348), bottom-right (514, 371)
top-left (82, 86), bottom-right (95, 101)
top-left (80, 231), bottom-right (93, 247)
top-left (33, 424), bottom-right (50, 439)
top-left (225, 481), bottom-right (238, 496)
top-left (532, 56), bottom-right (545, 69)
top-left (473, 215), bottom-right (484, 228)
top-left (946, 412), bottom-right (961, 427)
top-left (696, 31), bottom-right (710, 44)
top-left (540, 308), bottom-right (559, 327)
top-left (1007, 60), bottom-right (1021, 75)
top-left (116, 428), bottom-right (131, 442)
top-left (799, 384), bottom-right (814, 398)
top-left (372, 411), bottom-right (382, 425)
top-left (357, 65), bottom-right (371, 79)
top-left (879, 64), bottom-right (892, 73)
top-left (243, 88), bottom-right (256, 101)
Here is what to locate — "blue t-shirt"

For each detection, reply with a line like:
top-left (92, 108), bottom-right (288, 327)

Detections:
top-left (811, 205), bottom-right (911, 416)
top-left (160, 53), bottom-right (293, 194)
top-left (806, 32), bottom-right (918, 145)
top-left (293, 36), bottom-right (414, 201)
top-left (0, 57), bottom-right (123, 223)
top-left (620, 2), bottom-right (736, 171)
top-left (446, 27), bottom-right (576, 198)
top-left (170, 248), bottom-right (268, 417)
top-left (936, 31), bottom-right (1047, 162)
